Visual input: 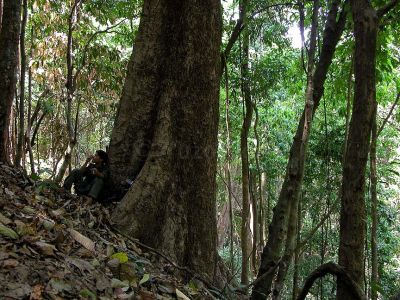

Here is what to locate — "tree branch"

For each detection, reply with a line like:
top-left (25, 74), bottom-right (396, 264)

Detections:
top-left (296, 262), bottom-right (366, 300)
top-left (377, 91), bottom-right (400, 137)
top-left (296, 206), bottom-right (334, 256)
top-left (377, 0), bottom-right (400, 18)
top-left (74, 19), bottom-right (128, 83)
top-left (250, 2), bottom-right (297, 18)
top-left (221, 1), bottom-right (297, 74)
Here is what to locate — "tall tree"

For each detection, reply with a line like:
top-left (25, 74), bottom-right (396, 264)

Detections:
top-left (252, 0), bottom-right (347, 298)
top-left (337, 0), bottom-right (398, 298)
top-left (370, 110), bottom-right (378, 300)
top-left (223, 62), bottom-right (235, 270)
top-left (370, 93), bottom-right (399, 300)
top-left (109, 0), bottom-right (222, 277)
top-left (54, 0), bottom-right (81, 183)
top-left (15, 0), bottom-right (28, 167)
top-left (0, 0), bottom-right (21, 163)
top-left (240, 0), bottom-right (253, 285)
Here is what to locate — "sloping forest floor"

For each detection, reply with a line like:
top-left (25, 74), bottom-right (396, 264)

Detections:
top-left (0, 164), bottom-right (240, 300)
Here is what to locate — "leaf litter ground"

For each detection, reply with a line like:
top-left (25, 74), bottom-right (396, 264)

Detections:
top-left (0, 163), bottom-right (232, 300)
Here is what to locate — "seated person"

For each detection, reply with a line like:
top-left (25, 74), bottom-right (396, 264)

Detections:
top-left (63, 150), bottom-right (110, 201)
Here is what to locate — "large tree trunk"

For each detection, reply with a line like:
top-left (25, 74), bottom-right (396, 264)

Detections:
top-left (109, 0), bottom-right (222, 278)
top-left (0, 0), bottom-right (21, 163)
top-left (251, 1), bottom-right (346, 298)
top-left (335, 0), bottom-right (400, 297)
top-left (337, 0), bottom-right (380, 297)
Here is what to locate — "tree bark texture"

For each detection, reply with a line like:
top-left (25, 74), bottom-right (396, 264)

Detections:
top-left (224, 65), bottom-right (235, 270)
top-left (16, 0), bottom-right (28, 167)
top-left (337, 0), bottom-right (379, 297)
top-left (343, 54), bottom-right (354, 164)
top-left (273, 200), bottom-right (298, 300)
top-left (0, 0), bottom-right (21, 163)
top-left (370, 112), bottom-right (378, 300)
top-left (240, 14), bottom-right (253, 286)
top-left (27, 66), bottom-right (35, 175)
top-left (292, 200), bottom-right (302, 300)
top-left (109, 0), bottom-right (222, 278)
top-left (254, 107), bottom-right (265, 258)
top-left (251, 1), bottom-right (347, 299)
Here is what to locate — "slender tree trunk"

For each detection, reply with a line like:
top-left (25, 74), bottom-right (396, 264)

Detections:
top-left (240, 9), bottom-right (253, 285)
top-left (261, 172), bottom-right (267, 244)
top-left (26, 66), bottom-right (35, 175)
top-left (369, 93), bottom-right (400, 299)
top-left (337, 0), bottom-right (400, 296)
top-left (31, 111), bottom-right (46, 148)
top-left (26, 26), bottom-right (35, 175)
top-left (110, 0), bottom-right (222, 278)
top-left (254, 105), bottom-right (264, 259)
top-left (252, 1), bottom-right (347, 298)
top-left (364, 221), bottom-right (369, 296)
top-left (0, 0), bottom-right (21, 163)
top-left (55, 0), bottom-right (81, 183)
top-left (15, 0), bottom-right (28, 167)
top-left (11, 104), bottom-right (17, 163)
top-left (337, 0), bottom-right (381, 297)
top-left (292, 200), bottom-right (302, 300)
top-left (273, 200), bottom-right (299, 299)
top-left (250, 170), bottom-right (259, 275)
top-left (224, 62), bottom-right (235, 270)
top-left (0, 0), bottom-right (3, 33)
top-left (253, 0), bottom-right (347, 297)
top-left (343, 54), bottom-right (354, 163)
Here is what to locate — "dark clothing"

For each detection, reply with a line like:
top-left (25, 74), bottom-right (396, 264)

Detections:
top-left (63, 163), bottom-right (110, 200)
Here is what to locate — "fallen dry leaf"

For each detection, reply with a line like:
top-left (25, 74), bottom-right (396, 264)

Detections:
top-left (2, 283), bottom-right (32, 298)
top-left (68, 228), bottom-right (96, 252)
top-left (0, 223), bottom-right (19, 239)
top-left (139, 290), bottom-right (156, 300)
top-left (34, 241), bottom-right (57, 256)
top-left (30, 284), bottom-right (44, 300)
top-left (15, 220), bottom-right (36, 236)
top-left (4, 187), bottom-right (15, 197)
top-left (0, 251), bottom-right (10, 260)
top-left (176, 288), bottom-right (190, 300)
top-left (0, 212), bottom-right (12, 225)
top-left (50, 208), bottom-right (66, 218)
top-left (2, 258), bottom-right (19, 268)
top-left (66, 257), bottom-right (94, 273)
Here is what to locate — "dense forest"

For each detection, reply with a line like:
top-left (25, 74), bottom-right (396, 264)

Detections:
top-left (1, 0), bottom-right (400, 299)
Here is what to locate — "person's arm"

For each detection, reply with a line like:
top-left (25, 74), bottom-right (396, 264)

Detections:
top-left (92, 167), bottom-right (109, 179)
top-left (80, 155), bottom-right (93, 171)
